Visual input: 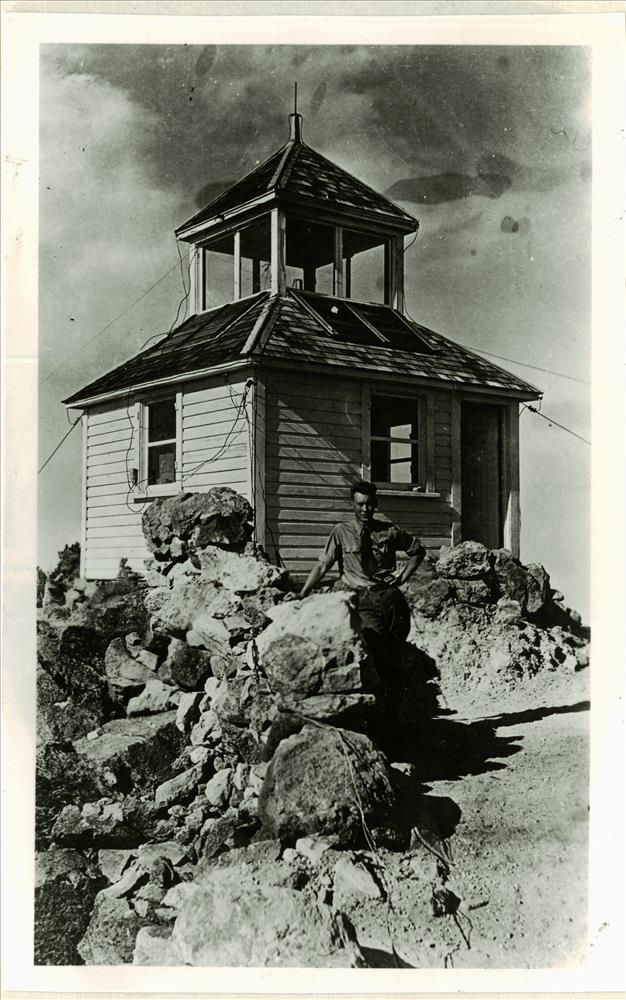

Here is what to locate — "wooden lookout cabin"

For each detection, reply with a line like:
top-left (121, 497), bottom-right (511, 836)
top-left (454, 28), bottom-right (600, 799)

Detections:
top-left (64, 111), bottom-right (541, 581)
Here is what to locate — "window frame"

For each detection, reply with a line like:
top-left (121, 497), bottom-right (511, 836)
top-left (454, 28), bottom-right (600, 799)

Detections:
top-left (362, 386), bottom-right (434, 494)
top-left (135, 391), bottom-right (183, 498)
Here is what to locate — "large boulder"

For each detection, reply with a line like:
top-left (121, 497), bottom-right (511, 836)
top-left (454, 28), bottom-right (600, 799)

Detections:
top-left (35, 848), bottom-right (105, 964)
top-left (35, 741), bottom-right (109, 848)
top-left (37, 621), bottom-right (113, 726)
top-left (169, 862), bottom-right (364, 967)
top-left (104, 636), bottom-right (155, 703)
top-left (252, 593), bottom-right (376, 724)
top-left (142, 488), bottom-right (253, 560)
top-left (196, 546), bottom-right (287, 594)
top-left (436, 541), bottom-right (491, 580)
top-left (158, 638), bottom-right (212, 690)
top-left (77, 895), bottom-right (144, 965)
top-left (258, 725), bottom-right (397, 845)
top-left (72, 712), bottom-right (186, 796)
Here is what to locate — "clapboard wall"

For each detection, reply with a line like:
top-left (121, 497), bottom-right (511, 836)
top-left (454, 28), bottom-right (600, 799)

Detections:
top-left (83, 376), bottom-right (250, 579)
top-left (263, 370), bottom-right (455, 580)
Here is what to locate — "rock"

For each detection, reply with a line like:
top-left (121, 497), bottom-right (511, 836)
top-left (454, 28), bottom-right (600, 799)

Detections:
top-left (450, 579), bottom-right (493, 604)
top-left (333, 857), bottom-right (383, 901)
top-left (34, 848), bottom-right (105, 964)
top-left (279, 692), bottom-right (377, 726)
top-left (142, 489), bottom-right (253, 558)
top-left (155, 762), bottom-right (208, 809)
top-left (205, 767), bottom-right (233, 808)
top-left (196, 546), bottom-right (287, 594)
top-left (171, 864), bottom-right (364, 966)
top-left (146, 578), bottom-right (240, 639)
top-left (253, 593), bottom-right (371, 702)
top-left (259, 725), bottom-right (397, 845)
top-left (99, 866), bottom-right (148, 899)
top-left (210, 651), bottom-right (239, 679)
top-left (36, 741), bottom-right (108, 848)
top-left (51, 799), bottom-right (140, 848)
top-left (127, 679), bottom-right (179, 716)
top-left (525, 562), bottom-right (551, 614)
top-left (495, 597), bottom-right (524, 624)
top-left (175, 691), bottom-right (203, 733)
top-left (98, 849), bottom-right (137, 883)
top-left (493, 548), bottom-right (527, 605)
top-left (36, 665), bottom-right (105, 744)
top-left (436, 541), bottom-right (491, 579)
top-left (37, 622), bottom-right (113, 728)
top-left (133, 924), bottom-right (184, 965)
top-left (77, 895), bottom-right (144, 965)
top-left (72, 589), bottom-right (150, 648)
top-left (72, 712), bottom-right (185, 795)
top-left (158, 638), bottom-right (212, 690)
top-left (199, 811), bottom-right (238, 859)
top-left (190, 709), bottom-right (221, 746)
top-left (104, 637), bottom-right (154, 702)
top-left (295, 835), bottom-right (336, 864)
top-left (135, 841), bottom-right (191, 869)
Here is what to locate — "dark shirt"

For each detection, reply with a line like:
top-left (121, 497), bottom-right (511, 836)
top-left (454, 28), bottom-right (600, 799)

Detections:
top-left (318, 515), bottom-right (423, 590)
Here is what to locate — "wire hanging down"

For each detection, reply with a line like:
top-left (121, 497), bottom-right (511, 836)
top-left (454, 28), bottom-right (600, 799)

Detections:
top-left (526, 405), bottom-right (590, 445)
top-left (38, 418), bottom-right (81, 475)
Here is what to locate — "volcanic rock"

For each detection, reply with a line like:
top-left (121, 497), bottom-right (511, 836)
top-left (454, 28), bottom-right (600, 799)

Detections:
top-left (35, 848), bottom-right (105, 964)
top-left (258, 725), bottom-right (397, 845)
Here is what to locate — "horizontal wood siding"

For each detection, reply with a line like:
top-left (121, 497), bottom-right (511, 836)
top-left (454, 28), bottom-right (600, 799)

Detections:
top-left (264, 376), bottom-right (455, 579)
top-left (84, 402), bottom-right (150, 578)
top-left (181, 379), bottom-right (250, 494)
top-left (83, 377), bottom-right (251, 579)
top-left (265, 372), bottom-right (360, 579)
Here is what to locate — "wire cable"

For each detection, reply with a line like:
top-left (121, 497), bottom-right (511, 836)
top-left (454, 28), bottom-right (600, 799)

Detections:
top-left (41, 259), bottom-right (183, 387)
top-left (465, 349), bottom-right (589, 385)
top-left (38, 417), bottom-right (81, 475)
top-left (525, 404), bottom-right (590, 445)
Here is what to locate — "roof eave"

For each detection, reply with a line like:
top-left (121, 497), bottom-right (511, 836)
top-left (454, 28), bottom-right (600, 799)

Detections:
top-left (63, 357), bottom-right (254, 409)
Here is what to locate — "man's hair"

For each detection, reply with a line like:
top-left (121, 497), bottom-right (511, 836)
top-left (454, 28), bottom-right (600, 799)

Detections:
top-left (350, 480), bottom-right (377, 499)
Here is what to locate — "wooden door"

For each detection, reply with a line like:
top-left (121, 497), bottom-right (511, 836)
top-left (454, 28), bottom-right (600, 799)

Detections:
top-left (460, 403), bottom-right (503, 548)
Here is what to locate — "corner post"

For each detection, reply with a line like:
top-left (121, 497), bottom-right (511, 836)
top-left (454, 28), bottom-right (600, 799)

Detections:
top-left (80, 413), bottom-right (88, 578)
top-left (502, 402), bottom-right (521, 557)
top-left (390, 235), bottom-right (405, 312)
top-left (450, 394), bottom-right (462, 546)
top-left (270, 208), bottom-right (286, 295)
top-left (334, 227), bottom-right (344, 298)
top-left (250, 374), bottom-right (267, 549)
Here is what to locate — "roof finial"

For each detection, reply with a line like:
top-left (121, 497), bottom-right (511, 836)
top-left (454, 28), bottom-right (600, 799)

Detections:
top-left (289, 81), bottom-right (303, 142)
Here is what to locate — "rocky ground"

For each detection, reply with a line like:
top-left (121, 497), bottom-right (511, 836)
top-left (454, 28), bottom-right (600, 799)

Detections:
top-left (35, 488), bottom-right (590, 968)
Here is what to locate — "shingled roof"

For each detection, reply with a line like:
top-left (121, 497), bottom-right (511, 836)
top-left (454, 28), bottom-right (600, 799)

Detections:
top-left (63, 291), bottom-right (540, 406)
top-left (176, 115), bottom-right (417, 237)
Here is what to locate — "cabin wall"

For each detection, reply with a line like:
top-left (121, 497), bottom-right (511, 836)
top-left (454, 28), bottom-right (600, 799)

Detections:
top-left (83, 376), bottom-right (251, 579)
top-left (263, 370), bottom-right (456, 580)
top-left (84, 403), bottom-right (151, 579)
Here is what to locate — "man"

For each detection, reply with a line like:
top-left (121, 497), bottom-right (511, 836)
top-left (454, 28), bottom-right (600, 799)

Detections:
top-left (299, 480), bottom-right (425, 668)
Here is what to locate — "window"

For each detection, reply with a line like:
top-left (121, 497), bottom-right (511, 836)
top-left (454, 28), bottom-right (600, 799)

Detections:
top-left (138, 395), bottom-right (181, 495)
top-left (370, 394), bottom-right (422, 486)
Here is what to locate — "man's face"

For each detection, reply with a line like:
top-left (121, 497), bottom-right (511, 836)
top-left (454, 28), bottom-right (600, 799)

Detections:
top-left (352, 491), bottom-right (376, 525)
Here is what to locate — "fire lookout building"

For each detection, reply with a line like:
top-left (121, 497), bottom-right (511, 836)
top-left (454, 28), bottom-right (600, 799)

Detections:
top-left (64, 112), bottom-right (540, 581)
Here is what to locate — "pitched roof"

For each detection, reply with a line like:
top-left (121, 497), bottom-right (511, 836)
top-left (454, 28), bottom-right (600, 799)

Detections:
top-left (63, 291), bottom-right (539, 405)
top-left (176, 126), bottom-right (417, 235)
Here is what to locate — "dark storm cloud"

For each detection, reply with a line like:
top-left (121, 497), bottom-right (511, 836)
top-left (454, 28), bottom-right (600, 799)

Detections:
top-left (43, 43), bottom-right (590, 211)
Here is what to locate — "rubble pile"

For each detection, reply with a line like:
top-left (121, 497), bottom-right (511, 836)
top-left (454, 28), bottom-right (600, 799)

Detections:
top-left (34, 489), bottom-right (589, 967)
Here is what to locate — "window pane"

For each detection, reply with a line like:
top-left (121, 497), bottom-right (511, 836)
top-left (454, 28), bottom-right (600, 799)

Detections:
top-left (344, 230), bottom-right (387, 304)
top-left (371, 439), bottom-right (389, 482)
top-left (148, 442), bottom-right (176, 485)
top-left (204, 239), bottom-right (235, 310)
top-left (148, 400), bottom-right (176, 442)
top-left (371, 396), bottom-right (418, 439)
top-left (240, 216), bottom-right (272, 296)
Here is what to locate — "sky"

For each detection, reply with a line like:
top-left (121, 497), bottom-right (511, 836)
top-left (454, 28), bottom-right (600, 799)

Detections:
top-left (38, 42), bottom-right (591, 617)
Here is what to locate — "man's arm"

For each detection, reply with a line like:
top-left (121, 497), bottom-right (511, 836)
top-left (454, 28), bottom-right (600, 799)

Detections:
top-left (392, 531), bottom-right (426, 586)
top-left (298, 526), bottom-right (340, 598)
top-left (395, 545), bottom-right (425, 586)
top-left (299, 561), bottom-right (329, 598)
